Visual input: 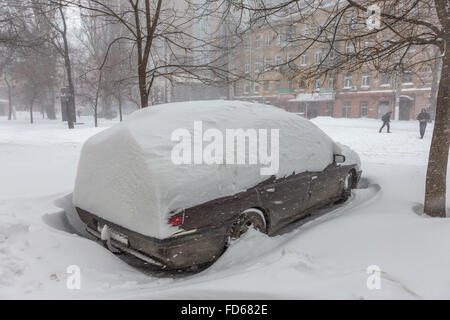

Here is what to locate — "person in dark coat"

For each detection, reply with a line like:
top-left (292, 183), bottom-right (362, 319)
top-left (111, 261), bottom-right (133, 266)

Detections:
top-left (379, 111), bottom-right (392, 133)
top-left (417, 108), bottom-right (431, 139)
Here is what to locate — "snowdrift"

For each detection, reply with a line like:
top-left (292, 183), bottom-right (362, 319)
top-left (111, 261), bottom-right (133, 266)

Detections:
top-left (73, 100), bottom-right (351, 239)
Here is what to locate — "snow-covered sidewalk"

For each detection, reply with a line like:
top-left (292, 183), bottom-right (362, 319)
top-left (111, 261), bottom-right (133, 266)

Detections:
top-left (0, 114), bottom-right (449, 299)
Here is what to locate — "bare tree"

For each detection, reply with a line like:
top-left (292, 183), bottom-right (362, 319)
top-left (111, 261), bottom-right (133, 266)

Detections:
top-left (1, 1), bottom-right (49, 121)
top-left (1, 0), bottom-right (61, 122)
top-left (11, 46), bottom-right (58, 123)
top-left (1, 47), bottom-right (16, 120)
top-left (30, 0), bottom-right (78, 127)
top-left (3, 76), bottom-right (14, 120)
top-left (55, 0), bottom-right (242, 109)
top-left (78, 67), bottom-right (102, 127)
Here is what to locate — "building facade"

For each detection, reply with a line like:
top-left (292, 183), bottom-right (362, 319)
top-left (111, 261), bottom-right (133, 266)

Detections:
top-left (231, 14), bottom-right (434, 120)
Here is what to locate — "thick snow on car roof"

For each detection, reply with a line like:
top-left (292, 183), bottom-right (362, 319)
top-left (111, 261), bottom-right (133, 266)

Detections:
top-left (73, 100), bottom-right (339, 239)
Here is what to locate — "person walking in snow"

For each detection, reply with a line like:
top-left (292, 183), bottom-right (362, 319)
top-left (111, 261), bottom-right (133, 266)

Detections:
top-left (416, 108), bottom-right (431, 139)
top-left (77, 106), bottom-right (85, 119)
top-left (379, 111), bottom-right (392, 133)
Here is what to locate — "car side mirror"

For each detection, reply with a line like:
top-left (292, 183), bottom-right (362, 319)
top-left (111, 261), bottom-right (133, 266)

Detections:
top-left (333, 154), bottom-right (346, 163)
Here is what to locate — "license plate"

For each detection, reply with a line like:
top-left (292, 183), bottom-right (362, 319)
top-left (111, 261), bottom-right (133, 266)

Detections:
top-left (97, 223), bottom-right (129, 246)
top-left (110, 228), bottom-right (129, 246)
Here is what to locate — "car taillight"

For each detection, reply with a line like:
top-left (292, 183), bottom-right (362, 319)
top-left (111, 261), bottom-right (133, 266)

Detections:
top-left (168, 216), bottom-right (183, 226)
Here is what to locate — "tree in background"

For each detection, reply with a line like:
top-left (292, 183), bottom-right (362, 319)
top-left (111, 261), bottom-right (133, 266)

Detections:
top-left (59, 0), bottom-right (240, 108)
top-left (77, 1), bottom-right (135, 122)
top-left (39, 0), bottom-right (77, 127)
top-left (1, 0), bottom-right (60, 121)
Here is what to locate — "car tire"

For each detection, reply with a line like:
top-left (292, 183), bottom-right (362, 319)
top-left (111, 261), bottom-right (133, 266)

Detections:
top-left (335, 171), bottom-right (354, 204)
top-left (228, 208), bottom-right (267, 241)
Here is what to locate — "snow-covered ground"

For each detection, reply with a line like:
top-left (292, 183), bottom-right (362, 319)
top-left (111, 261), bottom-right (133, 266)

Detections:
top-left (0, 111), bottom-right (449, 299)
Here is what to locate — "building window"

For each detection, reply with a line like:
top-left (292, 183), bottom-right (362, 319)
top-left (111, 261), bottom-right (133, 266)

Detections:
top-left (255, 35), bottom-right (260, 48)
top-left (300, 54), bottom-right (307, 66)
top-left (275, 80), bottom-right (281, 90)
top-left (360, 102), bottom-right (368, 117)
top-left (264, 58), bottom-right (270, 71)
top-left (342, 102), bottom-right (352, 118)
top-left (301, 25), bottom-right (308, 38)
top-left (255, 34), bottom-right (260, 48)
top-left (344, 73), bottom-right (353, 88)
top-left (288, 79), bottom-right (293, 90)
top-left (263, 80), bottom-right (270, 91)
top-left (287, 25), bottom-right (295, 45)
top-left (275, 56), bottom-right (282, 66)
top-left (288, 53), bottom-right (295, 69)
top-left (255, 61), bottom-right (261, 72)
top-left (402, 69), bottom-right (413, 84)
top-left (328, 77), bottom-right (334, 89)
top-left (314, 50), bottom-right (322, 65)
top-left (326, 102), bottom-right (334, 117)
top-left (254, 82), bottom-right (259, 93)
top-left (313, 77), bottom-right (321, 91)
top-left (233, 82), bottom-right (238, 96)
top-left (277, 34), bottom-right (282, 46)
top-left (299, 78), bottom-right (306, 90)
top-left (298, 102), bottom-right (306, 115)
top-left (315, 26), bottom-right (322, 38)
top-left (243, 38), bottom-right (250, 51)
top-left (244, 62), bottom-right (250, 73)
top-left (380, 73), bottom-right (391, 86)
top-left (264, 58), bottom-right (271, 71)
top-left (346, 41), bottom-right (355, 54)
top-left (347, 13), bottom-right (357, 29)
top-left (362, 72), bottom-right (371, 87)
top-left (265, 34), bottom-right (271, 47)
top-left (328, 49), bottom-right (335, 60)
top-left (244, 82), bottom-right (250, 94)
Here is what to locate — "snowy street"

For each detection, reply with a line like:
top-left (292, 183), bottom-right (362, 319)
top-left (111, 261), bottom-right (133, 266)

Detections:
top-left (1, 113), bottom-right (449, 299)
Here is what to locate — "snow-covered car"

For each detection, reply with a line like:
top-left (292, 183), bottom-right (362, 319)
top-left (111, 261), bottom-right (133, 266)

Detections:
top-left (73, 100), bottom-right (361, 269)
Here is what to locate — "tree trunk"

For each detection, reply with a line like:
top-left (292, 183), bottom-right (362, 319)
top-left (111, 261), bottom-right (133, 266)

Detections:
top-left (29, 97), bottom-right (35, 124)
top-left (424, 48), bottom-right (450, 217)
top-left (94, 70), bottom-right (102, 128)
top-left (132, 0), bottom-right (162, 109)
top-left (94, 96), bottom-right (99, 128)
top-left (59, 7), bottom-right (75, 129)
top-left (45, 86), bottom-right (57, 120)
top-left (64, 50), bottom-right (75, 128)
top-left (118, 94), bottom-right (123, 122)
top-left (41, 101), bottom-right (45, 119)
top-left (138, 67), bottom-right (149, 108)
top-left (429, 50), bottom-right (442, 119)
top-left (94, 104), bottom-right (98, 127)
top-left (4, 78), bottom-right (12, 121)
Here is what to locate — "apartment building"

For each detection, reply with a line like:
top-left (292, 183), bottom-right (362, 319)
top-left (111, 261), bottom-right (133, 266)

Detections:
top-left (231, 13), bottom-right (434, 120)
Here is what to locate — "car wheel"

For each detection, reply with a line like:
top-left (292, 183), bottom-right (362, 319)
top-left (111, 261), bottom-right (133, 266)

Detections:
top-left (336, 171), bottom-right (354, 204)
top-left (228, 208), bottom-right (267, 241)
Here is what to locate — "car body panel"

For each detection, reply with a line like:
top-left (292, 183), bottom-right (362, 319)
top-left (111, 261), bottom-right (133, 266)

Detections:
top-left (75, 163), bottom-right (361, 269)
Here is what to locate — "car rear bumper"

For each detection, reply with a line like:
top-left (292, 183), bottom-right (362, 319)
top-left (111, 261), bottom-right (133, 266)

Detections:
top-left (76, 207), bottom-right (228, 269)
